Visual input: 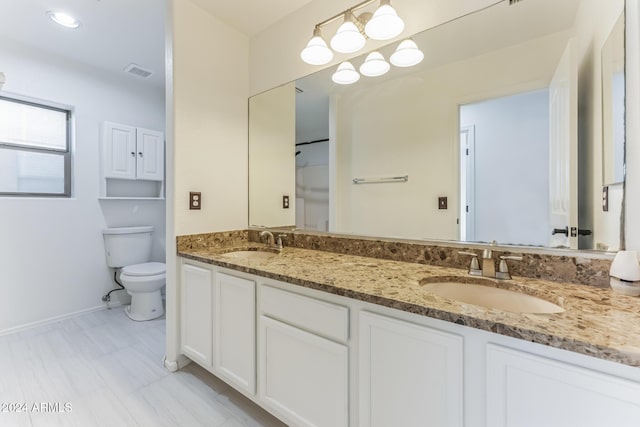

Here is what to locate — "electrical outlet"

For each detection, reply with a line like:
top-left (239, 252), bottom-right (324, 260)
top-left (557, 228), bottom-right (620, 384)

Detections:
top-left (282, 195), bottom-right (290, 209)
top-left (189, 192), bottom-right (201, 210)
top-left (438, 197), bottom-right (448, 210)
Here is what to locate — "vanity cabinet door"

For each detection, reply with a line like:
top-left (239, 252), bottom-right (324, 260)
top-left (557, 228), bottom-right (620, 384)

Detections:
top-left (259, 316), bottom-right (349, 427)
top-left (486, 344), bottom-right (640, 427)
top-left (214, 272), bottom-right (256, 395)
top-left (181, 262), bottom-right (213, 367)
top-left (359, 311), bottom-right (463, 427)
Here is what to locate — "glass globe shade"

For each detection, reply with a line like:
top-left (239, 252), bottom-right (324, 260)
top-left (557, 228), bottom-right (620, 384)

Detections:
top-left (359, 51), bottom-right (390, 77)
top-left (301, 30), bottom-right (333, 65)
top-left (332, 61), bottom-right (360, 85)
top-left (390, 39), bottom-right (424, 67)
top-left (364, 4), bottom-right (404, 40)
top-left (331, 20), bottom-right (366, 54)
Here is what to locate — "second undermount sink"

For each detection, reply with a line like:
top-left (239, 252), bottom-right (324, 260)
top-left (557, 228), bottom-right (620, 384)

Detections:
top-left (421, 278), bottom-right (564, 314)
top-left (219, 249), bottom-right (280, 260)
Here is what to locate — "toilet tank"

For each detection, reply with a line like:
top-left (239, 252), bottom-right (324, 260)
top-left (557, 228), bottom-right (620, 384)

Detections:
top-left (102, 226), bottom-right (153, 268)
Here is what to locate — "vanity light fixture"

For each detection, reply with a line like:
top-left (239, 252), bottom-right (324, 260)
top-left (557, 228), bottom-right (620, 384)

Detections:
top-left (47, 11), bottom-right (80, 29)
top-left (301, 0), bottom-right (405, 66)
top-left (332, 61), bottom-right (361, 85)
top-left (359, 51), bottom-right (390, 77)
top-left (390, 38), bottom-right (424, 67)
top-left (301, 27), bottom-right (334, 65)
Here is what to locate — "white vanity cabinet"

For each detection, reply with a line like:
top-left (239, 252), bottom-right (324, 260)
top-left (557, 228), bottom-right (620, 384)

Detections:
top-left (181, 262), bottom-right (213, 367)
top-left (178, 259), bottom-right (640, 427)
top-left (214, 272), bottom-right (256, 395)
top-left (258, 285), bottom-right (349, 427)
top-left (486, 344), bottom-right (640, 427)
top-left (359, 311), bottom-right (464, 427)
top-left (180, 261), bottom-right (256, 396)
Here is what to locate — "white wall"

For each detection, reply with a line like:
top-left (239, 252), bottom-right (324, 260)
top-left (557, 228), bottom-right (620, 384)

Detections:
top-left (249, 82), bottom-right (296, 227)
top-left (461, 90), bottom-right (550, 246)
top-left (333, 32), bottom-right (568, 240)
top-left (171, 0), bottom-right (249, 237)
top-left (0, 37), bottom-right (165, 333)
top-left (166, 0), bottom-right (250, 367)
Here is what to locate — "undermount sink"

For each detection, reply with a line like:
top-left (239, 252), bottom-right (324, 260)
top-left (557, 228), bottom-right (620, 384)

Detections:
top-left (421, 278), bottom-right (564, 314)
top-left (219, 249), bottom-right (279, 260)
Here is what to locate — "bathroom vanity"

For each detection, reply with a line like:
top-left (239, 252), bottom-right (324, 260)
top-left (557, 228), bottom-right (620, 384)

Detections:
top-left (177, 239), bottom-right (640, 427)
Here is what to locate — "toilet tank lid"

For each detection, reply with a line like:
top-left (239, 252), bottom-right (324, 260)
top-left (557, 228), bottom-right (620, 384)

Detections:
top-left (123, 262), bottom-right (166, 276)
top-left (102, 226), bottom-right (153, 235)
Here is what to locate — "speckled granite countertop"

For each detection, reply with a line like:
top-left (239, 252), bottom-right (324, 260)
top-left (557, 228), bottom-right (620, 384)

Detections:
top-left (178, 244), bottom-right (640, 367)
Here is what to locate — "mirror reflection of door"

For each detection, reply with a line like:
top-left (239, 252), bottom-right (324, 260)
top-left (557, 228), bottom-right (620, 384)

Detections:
top-left (295, 87), bottom-right (330, 232)
top-left (460, 89), bottom-right (551, 247)
top-left (548, 40), bottom-right (578, 249)
top-left (459, 125), bottom-right (475, 242)
top-left (459, 39), bottom-right (577, 249)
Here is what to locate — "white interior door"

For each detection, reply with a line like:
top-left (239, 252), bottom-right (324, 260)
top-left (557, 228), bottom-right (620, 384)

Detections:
top-left (548, 39), bottom-right (578, 248)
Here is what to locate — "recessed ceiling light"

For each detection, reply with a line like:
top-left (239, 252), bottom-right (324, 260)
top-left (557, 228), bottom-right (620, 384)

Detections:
top-left (47, 11), bottom-right (80, 29)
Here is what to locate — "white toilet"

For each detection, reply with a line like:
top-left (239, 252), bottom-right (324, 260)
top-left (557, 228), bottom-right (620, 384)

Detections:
top-left (102, 226), bottom-right (166, 321)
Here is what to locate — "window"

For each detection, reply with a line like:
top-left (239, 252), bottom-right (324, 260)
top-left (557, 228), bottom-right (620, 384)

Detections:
top-left (0, 96), bottom-right (71, 197)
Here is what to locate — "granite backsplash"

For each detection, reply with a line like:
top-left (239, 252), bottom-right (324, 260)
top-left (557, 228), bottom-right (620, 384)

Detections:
top-left (177, 229), bottom-right (612, 288)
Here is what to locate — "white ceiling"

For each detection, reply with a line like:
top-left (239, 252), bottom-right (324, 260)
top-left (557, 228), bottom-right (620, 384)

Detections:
top-left (190, 0), bottom-right (313, 36)
top-left (0, 0), bottom-right (166, 89)
top-left (0, 0), bottom-right (309, 90)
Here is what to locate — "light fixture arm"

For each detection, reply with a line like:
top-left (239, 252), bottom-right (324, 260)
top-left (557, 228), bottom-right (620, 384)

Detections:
top-left (314, 0), bottom-right (379, 30)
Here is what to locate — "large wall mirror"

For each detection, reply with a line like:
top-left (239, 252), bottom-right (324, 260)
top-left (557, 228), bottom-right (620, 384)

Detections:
top-left (249, 0), bottom-right (626, 252)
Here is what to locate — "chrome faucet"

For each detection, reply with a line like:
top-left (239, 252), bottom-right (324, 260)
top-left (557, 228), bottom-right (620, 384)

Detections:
top-left (459, 242), bottom-right (521, 280)
top-left (260, 230), bottom-right (275, 247)
top-left (481, 247), bottom-right (496, 278)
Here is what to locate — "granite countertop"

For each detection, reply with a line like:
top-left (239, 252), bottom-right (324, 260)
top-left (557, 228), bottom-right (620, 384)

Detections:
top-left (178, 244), bottom-right (640, 367)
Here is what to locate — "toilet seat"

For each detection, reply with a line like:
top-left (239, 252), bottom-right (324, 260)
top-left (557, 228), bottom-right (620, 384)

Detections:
top-left (118, 262), bottom-right (166, 321)
top-left (122, 262), bottom-right (166, 277)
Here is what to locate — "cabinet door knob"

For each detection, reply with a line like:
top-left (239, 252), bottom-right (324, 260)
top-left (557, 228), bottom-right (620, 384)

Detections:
top-left (138, 152), bottom-right (143, 157)
top-left (130, 151), bottom-right (135, 157)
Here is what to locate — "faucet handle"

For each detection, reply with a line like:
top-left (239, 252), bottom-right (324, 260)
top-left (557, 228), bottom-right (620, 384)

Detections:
top-left (276, 234), bottom-right (288, 249)
top-left (458, 251), bottom-right (482, 276)
top-left (496, 255), bottom-right (523, 280)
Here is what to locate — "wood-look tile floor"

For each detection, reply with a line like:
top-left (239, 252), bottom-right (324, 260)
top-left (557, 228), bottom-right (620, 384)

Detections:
top-left (0, 307), bottom-right (287, 427)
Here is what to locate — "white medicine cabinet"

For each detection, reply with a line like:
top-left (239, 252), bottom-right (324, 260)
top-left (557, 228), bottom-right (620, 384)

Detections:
top-left (99, 121), bottom-right (165, 199)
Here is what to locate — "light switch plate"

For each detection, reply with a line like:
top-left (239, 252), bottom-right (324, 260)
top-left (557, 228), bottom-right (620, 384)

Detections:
top-left (283, 195), bottom-right (290, 209)
top-left (190, 192), bottom-right (201, 210)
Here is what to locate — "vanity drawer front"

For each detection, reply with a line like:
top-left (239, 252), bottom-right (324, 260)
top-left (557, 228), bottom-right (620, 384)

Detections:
top-left (260, 285), bottom-right (349, 343)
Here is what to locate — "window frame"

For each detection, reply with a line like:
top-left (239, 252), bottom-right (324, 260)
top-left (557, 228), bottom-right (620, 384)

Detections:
top-left (0, 95), bottom-right (72, 198)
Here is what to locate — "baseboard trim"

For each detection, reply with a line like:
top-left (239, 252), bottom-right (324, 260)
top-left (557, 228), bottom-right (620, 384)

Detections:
top-left (164, 354), bottom-right (191, 372)
top-left (0, 304), bottom-right (109, 336)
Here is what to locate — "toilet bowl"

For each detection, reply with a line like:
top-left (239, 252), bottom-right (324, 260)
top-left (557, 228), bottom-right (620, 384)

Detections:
top-left (120, 262), bottom-right (166, 321)
top-left (102, 226), bottom-right (166, 321)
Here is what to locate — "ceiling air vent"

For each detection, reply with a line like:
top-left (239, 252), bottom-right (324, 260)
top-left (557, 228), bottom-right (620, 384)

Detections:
top-left (123, 63), bottom-right (153, 79)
